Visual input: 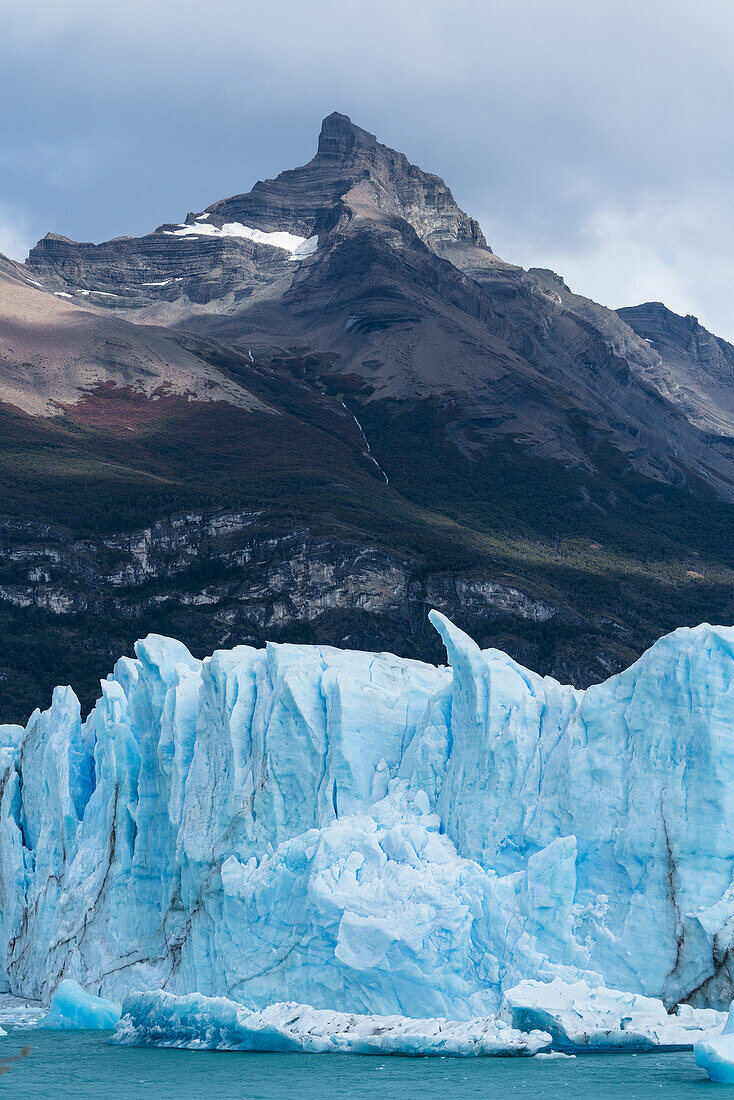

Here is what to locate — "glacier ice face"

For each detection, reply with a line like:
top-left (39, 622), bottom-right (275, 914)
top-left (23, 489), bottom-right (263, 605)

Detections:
top-left (38, 979), bottom-right (121, 1030)
top-left (112, 990), bottom-right (551, 1056)
top-left (2, 612), bottom-right (734, 1021)
top-left (425, 610), bottom-right (734, 1006)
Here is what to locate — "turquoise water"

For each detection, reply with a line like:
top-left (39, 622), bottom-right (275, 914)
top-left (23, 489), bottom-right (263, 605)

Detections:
top-left (0, 1030), bottom-right (719, 1098)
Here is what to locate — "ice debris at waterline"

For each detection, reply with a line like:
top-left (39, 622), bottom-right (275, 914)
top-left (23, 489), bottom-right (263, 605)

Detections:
top-left (505, 979), bottom-right (725, 1052)
top-left (695, 1003), bottom-right (734, 1083)
top-left (3, 611), bottom-right (734, 1022)
top-left (39, 980), bottom-right (121, 1030)
top-left (112, 991), bottom-right (551, 1056)
top-left (0, 994), bottom-right (45, 1028)
top-left (112, 982), bottom-right (724, 1057)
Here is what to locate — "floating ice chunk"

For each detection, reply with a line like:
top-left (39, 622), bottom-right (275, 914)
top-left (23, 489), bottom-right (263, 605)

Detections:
top-left (39, 980), bottom-right (121, 1030)
top-left (164, 220), bottom-right (317, 259)
top-left (695, 1003), bottom-right (734, 1082)
top-left (113, 991), bottom-right (551, 1056)
top-left (504, 978), bottom-right (725, 1052)
top-left (0, 994), bottom-right (45, 1028)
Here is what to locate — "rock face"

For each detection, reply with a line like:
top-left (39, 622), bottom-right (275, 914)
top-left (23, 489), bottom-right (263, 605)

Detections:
top-left (618, 301), bottom-right (734, 437)
top-left (0, 266), bottom-right (262, 416)
top-left (2, 616), bottom-right (734, 1018)
top-left (0, 511), bottom-right (557, 635)
top-left (2, 112), bottom-right (734, 719)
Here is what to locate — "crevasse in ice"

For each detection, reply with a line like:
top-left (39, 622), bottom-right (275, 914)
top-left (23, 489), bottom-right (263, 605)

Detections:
top-left (2, 610), bottom-right (734, 1019)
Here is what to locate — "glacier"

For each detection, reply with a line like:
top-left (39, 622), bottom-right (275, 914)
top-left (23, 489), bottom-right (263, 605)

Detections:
top-left (1, 609), bottom-right (734, 1036)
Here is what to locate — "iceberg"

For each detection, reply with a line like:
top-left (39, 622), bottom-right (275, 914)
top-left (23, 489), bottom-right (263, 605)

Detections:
top-left (39, 979), bottom-right (121, 1030)
top-left (112, 990), bottom-right (551, 1056)
top-left (695, 1003), bottom-right (734, 1083)
top-left (504, 978), bottom-right (725, 1051)
top-left (1, 611), bottom-right (734, 1037)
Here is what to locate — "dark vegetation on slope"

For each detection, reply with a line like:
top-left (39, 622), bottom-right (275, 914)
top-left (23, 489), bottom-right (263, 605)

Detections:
top-left (1, 342), bottom-right (732, 723)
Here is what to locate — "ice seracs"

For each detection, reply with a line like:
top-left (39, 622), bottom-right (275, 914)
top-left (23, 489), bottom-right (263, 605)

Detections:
top-left (1, 613), bottom-right (734, 1047)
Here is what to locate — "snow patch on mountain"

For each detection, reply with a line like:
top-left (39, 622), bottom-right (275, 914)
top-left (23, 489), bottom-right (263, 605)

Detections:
top-left (165, 220), bottom-right (318, 259)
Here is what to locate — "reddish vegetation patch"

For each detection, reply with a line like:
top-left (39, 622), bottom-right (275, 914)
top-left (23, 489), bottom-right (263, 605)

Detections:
top-left (0, 376), bottom-right (390, 534)
top-left (56, 382), bottom-right (219, 437)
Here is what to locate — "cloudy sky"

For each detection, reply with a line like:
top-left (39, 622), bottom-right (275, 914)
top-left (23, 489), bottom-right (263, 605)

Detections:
top-left (3, 0), bottom-right (733, 337)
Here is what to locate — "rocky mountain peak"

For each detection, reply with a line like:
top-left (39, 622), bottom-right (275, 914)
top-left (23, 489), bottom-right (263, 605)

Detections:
top-left (316, 112), bottom-right (377, 160)
top-left (311, 111), bottom-right (490, 252)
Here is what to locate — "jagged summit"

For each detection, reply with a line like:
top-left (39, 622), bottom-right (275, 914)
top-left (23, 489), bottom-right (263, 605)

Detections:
top-left (315, 110), bottom-right (490, 251)
top-left (202, 110), bottom-right (490, 252)
top-left (315, 111), bottom-right (377, 159)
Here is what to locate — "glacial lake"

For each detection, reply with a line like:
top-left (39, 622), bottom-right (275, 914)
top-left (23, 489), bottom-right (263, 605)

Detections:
top-left (0, 1029), bottom-right (719, 1098)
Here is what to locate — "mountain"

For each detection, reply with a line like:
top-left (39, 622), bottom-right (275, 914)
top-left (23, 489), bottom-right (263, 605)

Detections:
top-left (618, 301), bottom-right (734, 437)
top-left (1, 112), bottom-right (733, 720)
top-left (0, 260), bottom-right (258, 415)
top-left (3, 615), bottom-right (734, 1014)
